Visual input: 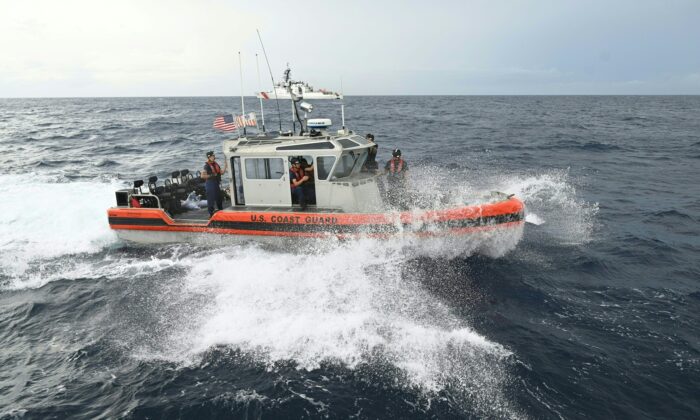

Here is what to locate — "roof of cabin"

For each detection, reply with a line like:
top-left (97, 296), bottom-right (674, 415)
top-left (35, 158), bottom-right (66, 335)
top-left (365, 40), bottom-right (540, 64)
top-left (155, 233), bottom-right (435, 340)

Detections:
top-left (224, 132), bottom-right (371, 155)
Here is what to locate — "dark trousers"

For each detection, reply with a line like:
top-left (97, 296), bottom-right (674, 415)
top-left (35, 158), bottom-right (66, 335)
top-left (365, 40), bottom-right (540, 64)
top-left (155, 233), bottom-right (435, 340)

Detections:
top-left (206, 181), bottom-right (223, 216)
top-left (292, 187), bottom-right (306, 208)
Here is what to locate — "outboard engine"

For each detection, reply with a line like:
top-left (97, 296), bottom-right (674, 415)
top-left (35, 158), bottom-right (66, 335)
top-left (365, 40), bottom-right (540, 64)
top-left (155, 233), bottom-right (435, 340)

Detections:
top-left (191, 170), bottom-right (206, 195)
top-left (147, 175), bottom-right (158, 194)
top-left (133, 180), bottom-right (144, 194)
top-left (148, 175), bottom-right (167, 197)
top-left (130, 179), bottom-right (159, 208)
top-left (170, 170), bottom-right (187, 200)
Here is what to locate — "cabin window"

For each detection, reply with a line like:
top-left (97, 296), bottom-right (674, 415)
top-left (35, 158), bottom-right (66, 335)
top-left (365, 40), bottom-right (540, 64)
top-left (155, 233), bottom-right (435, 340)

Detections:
top-left (338, 139), bottom-right (360, 148)
top-left (276, 142), bottom-right (335, 151)
top-left (331, 152), bottom-right (357, 179)
top-left (331, 150), bottom-right (368, 180)
top-left (316, 156), bottom-right (336, 180)
top-left (245, 158), bottom-right (285, 180)
top-left (351, 135), bottom-right (370, 144)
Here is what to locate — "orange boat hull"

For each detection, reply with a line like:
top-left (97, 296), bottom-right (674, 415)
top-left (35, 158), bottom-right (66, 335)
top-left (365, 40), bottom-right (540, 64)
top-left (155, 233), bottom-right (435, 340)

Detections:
top-left (107, 198), bottom-right (525, 241)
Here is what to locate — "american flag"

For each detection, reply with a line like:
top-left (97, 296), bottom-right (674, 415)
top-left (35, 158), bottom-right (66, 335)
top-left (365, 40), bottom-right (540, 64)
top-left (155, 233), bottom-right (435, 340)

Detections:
top-left (213, 114), bottom-right (237, 132)
top-left (236, 112), bottom-right (257, 127)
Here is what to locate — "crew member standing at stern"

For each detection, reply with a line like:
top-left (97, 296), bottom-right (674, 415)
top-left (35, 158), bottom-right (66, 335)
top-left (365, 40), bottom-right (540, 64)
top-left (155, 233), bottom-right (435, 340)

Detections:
top-left (384, 148), bottom-right (409, 208)
top-left (202, 151), bottom-right (227, 216)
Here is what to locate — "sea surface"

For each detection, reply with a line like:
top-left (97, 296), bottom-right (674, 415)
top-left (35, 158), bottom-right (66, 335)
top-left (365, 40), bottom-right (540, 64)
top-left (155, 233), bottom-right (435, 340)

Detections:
top-left (0, 96), bottom-right (698, 419)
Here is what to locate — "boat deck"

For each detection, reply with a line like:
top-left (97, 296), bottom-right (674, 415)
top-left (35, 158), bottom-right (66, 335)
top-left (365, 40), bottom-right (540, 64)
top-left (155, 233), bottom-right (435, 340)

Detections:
top-left (172, 202), bottom-right (343, 224)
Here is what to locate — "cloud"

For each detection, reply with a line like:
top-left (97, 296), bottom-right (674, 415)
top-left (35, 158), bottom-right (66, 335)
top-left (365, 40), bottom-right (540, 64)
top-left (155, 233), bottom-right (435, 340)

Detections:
top-left (0, 0), bottom-right (260, 94)
top-left (1, 0), bottom-right (699, 96)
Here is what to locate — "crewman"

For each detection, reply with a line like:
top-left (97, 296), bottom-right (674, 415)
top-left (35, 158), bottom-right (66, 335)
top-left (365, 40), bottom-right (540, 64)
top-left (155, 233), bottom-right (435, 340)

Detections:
top-left (385, 148), bottom-right (408, 178)
top-left (362, 133), bottom-right (379, 172)
top-left (289, 157), bottom-right (310, 209)
top-left (202, 151), bottom-right (227, 216)
top-left (384, 148), bottom-right (409, 208)
top-left (300, 157), bottom-right (316, 204)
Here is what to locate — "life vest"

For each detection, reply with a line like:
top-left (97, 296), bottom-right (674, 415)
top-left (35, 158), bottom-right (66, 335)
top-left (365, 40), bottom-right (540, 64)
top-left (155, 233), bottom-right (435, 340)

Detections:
top-left (206, 161), bottom-right (222, 182)
top-left (290, 166), bottom-right (305, 189)
top-left (130, 196), bottom-right (141, 208)
top-left (389, 158), bottom-right (404, 174)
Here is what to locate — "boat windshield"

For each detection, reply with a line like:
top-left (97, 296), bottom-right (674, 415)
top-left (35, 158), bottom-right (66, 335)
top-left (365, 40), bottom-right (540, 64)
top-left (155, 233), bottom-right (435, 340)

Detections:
top-left (331, 150), bottom-right (367, 180)
top-left (351, 135), bottom-right (370, 145)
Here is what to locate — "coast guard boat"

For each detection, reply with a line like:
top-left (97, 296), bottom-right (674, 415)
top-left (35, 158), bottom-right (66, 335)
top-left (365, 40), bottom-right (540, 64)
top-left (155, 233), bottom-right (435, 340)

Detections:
top-left (256, 66), bottom-right (342, 100)
top-left (107, 122), bottom-right (524, 244)
top-left (108, 69), bottom-right (524, 245)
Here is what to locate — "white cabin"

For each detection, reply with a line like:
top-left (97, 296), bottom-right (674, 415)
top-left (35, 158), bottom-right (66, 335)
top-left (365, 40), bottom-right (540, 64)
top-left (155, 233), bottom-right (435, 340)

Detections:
top-left (222, 131), bottom-right (382, 213)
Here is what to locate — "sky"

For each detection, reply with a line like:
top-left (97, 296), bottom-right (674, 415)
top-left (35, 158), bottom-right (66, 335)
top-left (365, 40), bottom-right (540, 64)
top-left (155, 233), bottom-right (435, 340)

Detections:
top-left (1, 0), bottom-right (699, 97)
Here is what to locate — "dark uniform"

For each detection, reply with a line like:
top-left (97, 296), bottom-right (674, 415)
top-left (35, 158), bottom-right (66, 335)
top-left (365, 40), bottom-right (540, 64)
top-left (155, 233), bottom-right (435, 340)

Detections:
top-left (363, 133), bottom-right (379, 172)
top-left (300, 158), bottom-right (316, 204)
top-left (289, 158), bottom-right (308, 208)
top-left (204, 153), bottom-right (224, 216)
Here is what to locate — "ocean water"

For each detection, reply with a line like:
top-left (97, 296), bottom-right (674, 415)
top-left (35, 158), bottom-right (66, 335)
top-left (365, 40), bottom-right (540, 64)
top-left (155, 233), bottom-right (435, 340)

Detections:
top-left (0, 96), bottom-right (698, 419)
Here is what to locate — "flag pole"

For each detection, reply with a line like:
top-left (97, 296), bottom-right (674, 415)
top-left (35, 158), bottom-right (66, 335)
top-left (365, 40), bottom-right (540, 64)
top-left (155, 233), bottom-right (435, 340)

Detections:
top-left (256, 53), bottom-right (266, 133)
top-left (238, 51), bottom-right (247, 136)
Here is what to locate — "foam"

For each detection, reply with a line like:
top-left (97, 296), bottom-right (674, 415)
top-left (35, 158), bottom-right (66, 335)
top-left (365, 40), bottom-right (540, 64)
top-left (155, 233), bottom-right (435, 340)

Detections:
top-left (0, 174), bottom-right (122, 288)
top-left (121, 241), bottom-right (521, 417)
top-left (494, 170), bottom-right (599, 244)
top-left (410, 166), bottom-right (598, 245)
top-left (526, 213), bottom-right (545, 225)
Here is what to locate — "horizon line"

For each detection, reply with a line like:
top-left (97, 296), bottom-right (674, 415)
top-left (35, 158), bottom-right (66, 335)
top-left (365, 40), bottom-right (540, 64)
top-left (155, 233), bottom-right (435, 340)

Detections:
top-left (2, 94), bottom-right (700, 99)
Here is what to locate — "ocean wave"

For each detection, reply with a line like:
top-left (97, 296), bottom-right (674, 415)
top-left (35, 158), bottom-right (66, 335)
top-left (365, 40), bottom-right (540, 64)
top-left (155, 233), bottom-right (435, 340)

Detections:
top-left (537, 140), bottom-right (624, 152)
top-left (95, 106), bottom-right (141, 113)
top-left (110, 243), bottom-right (522, 418)
top-left (35, 159), bottom-right (87, 168)
top-left (101, 123), bottom-right (126, 130)
top-left (621, 115), bottom-right (649, 122)
top-left (93, 158), bottom-right (119, 167)
top-left (0, 174), bottom-right (124, 286)
top-left (648, 209), bottom-right (694, 221)
top-left (145, 121), bottom-right (187, 129)
top-left (580, 141), bottom-right (623, 151)
top-left (45, 132), bottom-right (91, 141)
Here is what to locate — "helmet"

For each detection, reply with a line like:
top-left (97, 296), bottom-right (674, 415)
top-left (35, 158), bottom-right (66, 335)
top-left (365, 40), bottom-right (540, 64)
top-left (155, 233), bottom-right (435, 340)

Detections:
top-left (206, 151), bottom-right (215, 157)
top-left (392, 148), bottom-right (401, 157)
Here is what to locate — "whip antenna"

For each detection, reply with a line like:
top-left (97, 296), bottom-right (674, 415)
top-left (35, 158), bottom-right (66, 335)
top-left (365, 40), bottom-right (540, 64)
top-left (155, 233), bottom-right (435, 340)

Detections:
top-left (255, 53), bottom-right (266, 132)
top-left (256, 29), bottom-right (282, 132)
top-left (238, 51), bottom-right (246, 136)
top-left (340, 77), bottom-right (346, 133)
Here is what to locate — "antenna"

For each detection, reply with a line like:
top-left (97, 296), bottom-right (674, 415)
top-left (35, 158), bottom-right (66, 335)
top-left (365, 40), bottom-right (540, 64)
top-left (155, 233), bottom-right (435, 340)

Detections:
top-left (255, 53), bottom-right (266, 132)
top-left (238, 51), bottom-right (246, 136)
top-left (340, 77), bottom-right (346, 133)
top-left (256, 29), bottom-right (283, 132)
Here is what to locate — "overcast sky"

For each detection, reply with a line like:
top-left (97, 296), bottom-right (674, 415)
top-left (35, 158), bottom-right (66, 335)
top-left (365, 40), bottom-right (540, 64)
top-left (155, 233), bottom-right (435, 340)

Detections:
top-left (2, 0), bottom-right (699, 97)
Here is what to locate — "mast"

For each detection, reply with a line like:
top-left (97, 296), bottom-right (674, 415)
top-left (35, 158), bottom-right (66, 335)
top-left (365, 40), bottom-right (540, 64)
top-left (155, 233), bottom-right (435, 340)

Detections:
top-left (340, 77), bottom-right (346, 133)
top-left (292, 95), bottom-right (296, 134)
top-left (256, 53), bottom-right (266, 132)
top-left (256, 29), bottom-right (283, 132)
top-left (288, 65), bottom-right (295, 133)
top-left (238, 51), bottom-right (246, 136)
